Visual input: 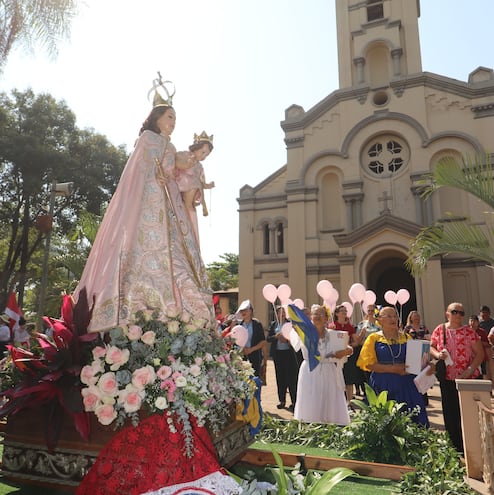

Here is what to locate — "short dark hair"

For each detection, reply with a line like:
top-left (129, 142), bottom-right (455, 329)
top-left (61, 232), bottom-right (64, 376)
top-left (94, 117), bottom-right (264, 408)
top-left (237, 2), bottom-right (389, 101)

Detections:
top-left (470, 314), bottom-right (479, 321)
top-left (481, 305), bottom-right (490, 312)
top-left (19, 317), bottom-right (26, 325)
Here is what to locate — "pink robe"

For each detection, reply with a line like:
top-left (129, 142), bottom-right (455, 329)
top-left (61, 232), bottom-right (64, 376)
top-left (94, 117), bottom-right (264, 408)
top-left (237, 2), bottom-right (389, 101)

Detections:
top-left (73, 131), bottom-right (213, 332)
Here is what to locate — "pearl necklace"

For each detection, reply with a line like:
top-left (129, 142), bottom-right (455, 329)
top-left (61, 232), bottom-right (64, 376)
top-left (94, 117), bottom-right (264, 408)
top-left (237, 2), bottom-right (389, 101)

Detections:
top-left (383, 333), bottom-right (402, 363)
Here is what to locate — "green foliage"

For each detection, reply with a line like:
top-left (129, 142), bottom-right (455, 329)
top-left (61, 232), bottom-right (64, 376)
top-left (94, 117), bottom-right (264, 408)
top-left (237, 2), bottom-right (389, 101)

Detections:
top-left (207, 252), bottom-right (238, 291)
top-left (229, 447), bottom-right (355, 494)
top-left (341, 384), bottom-right (428, 465)
top-left (258, 383), bottom-right (474, 494)
top-left (407, 151), bottom-right (494, 274)
top-left (0, 89), bottom-right (126, 305)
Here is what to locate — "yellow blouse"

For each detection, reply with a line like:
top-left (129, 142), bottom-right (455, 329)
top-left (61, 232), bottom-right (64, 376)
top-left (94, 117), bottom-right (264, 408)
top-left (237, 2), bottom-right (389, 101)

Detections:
top-left (357, 331), bottom-right (410, 372)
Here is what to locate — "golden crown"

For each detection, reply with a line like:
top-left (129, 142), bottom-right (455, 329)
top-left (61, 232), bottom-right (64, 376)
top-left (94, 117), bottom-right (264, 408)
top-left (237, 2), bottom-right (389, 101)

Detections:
top-left (148, 71), bottom-right (175, 108)
top-left (193, 131), bottom-right (214, 145)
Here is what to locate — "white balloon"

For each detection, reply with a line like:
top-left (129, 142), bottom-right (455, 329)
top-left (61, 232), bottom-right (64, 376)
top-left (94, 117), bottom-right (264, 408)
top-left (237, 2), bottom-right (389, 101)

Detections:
top-left (342, 301), bottom-right (354, 318)
top-left (277, 284), bottom-right (292, 302)
top-left (293, 298), bottom-right (305, 310)
top-left (396, 288), bottom-right (410, 305)
top-left (364, 290), bottom-right (376, 306)
top-left (348, 283), bottom-right (366, 304)
top-left (384, 290), bottom-right (398, 305)
top-left (230, 325), bottom-right (248, 348)
top-left (316, 280), bottom-right (333, 300)
top-left (328, 287), bottom-right (339, 304)
top-left (281, 322), bottom-right (294, 340)
top-left (262, 284), bottom-right (278, 303)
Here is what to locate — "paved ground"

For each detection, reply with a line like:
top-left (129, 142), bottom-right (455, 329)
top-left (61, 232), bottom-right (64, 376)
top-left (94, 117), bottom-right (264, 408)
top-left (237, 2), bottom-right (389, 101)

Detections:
top-left (261, 358), bottom-right (446, 429)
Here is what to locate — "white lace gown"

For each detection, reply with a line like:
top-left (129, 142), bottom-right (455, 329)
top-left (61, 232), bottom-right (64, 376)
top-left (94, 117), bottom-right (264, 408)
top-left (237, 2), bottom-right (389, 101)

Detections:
top-left (293, 330), bottom-right (350, 425)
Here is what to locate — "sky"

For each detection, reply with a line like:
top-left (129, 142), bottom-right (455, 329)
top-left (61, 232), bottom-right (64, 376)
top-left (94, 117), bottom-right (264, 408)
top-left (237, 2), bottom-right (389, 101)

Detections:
top-left (1, 1), bottom-right (494, 265)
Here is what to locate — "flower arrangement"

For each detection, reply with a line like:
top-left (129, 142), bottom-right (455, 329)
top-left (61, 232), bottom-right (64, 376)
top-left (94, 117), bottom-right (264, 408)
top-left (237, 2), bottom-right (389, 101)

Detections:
top-left (80, 310), bottom-right (256, 456)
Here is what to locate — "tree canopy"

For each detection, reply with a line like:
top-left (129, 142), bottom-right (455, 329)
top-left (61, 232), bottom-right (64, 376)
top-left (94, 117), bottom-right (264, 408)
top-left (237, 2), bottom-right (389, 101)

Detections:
top-left (0, 88), bottom-right (127, 307)
top-left (207, 253), bottom-right (239, 291)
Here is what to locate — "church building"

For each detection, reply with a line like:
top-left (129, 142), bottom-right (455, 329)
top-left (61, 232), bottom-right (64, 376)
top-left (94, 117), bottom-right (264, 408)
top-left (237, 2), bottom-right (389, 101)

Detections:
top-left (237, 0), bottom-right (494, 326)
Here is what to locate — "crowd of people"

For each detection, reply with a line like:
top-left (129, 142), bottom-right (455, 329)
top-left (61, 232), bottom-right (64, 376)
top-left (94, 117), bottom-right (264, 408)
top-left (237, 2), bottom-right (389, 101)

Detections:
top-left (213, 297), bottom-right (493, 454)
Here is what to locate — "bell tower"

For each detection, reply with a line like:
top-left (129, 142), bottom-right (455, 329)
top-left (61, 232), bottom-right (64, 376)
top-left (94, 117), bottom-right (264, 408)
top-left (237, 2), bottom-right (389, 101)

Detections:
top-left (335, 0), bottom-right (422, 89)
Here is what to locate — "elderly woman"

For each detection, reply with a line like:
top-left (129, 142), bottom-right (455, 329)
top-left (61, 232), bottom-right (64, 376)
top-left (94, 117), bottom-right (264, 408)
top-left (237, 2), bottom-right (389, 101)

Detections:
top-left (293, 305), bottom-right (353, 424)
top-left (431, 302), bottom-right (483, 452)
top-left (358, 306), bottom-right (429, 426)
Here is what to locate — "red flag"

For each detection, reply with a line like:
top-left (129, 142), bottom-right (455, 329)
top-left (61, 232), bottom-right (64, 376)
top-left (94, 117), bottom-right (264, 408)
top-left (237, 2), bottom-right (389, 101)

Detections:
top-left (4, 292), bottom-right (23, 334)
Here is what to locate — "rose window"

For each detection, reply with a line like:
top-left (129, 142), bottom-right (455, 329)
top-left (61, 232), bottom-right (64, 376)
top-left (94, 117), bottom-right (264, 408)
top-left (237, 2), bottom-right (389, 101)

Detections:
top-left (364, 137), bottom-right (408, 176)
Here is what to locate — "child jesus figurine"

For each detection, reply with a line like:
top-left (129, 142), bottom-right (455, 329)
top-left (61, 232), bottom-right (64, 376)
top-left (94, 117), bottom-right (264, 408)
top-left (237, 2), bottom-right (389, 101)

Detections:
top-left (175, 131), bottom-right (215, 245)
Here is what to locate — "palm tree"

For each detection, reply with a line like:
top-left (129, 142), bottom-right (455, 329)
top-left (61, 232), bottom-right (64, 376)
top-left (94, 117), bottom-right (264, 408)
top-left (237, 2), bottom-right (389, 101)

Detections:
top-left (0, 0), bottom-right (78, 70)
top-left (406, 152), bottom-right (494, 274)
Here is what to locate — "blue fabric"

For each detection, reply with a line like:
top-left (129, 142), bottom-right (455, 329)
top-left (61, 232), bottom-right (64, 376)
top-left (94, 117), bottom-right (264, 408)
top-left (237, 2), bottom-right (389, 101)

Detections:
top-left (370, 341), bottom-right (429, 427)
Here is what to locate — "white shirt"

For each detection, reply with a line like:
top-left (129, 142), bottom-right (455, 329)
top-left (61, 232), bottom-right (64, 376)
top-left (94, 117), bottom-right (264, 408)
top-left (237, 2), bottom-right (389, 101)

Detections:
top-left (0, 324), bottom-right (11, 342)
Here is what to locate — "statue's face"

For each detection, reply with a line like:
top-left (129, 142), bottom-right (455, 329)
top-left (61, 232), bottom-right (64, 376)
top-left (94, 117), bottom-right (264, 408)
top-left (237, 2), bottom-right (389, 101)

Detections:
top-left (193, 143), bottom-right (211, 161)
top-left (157, 108), bottom-right (176, 136)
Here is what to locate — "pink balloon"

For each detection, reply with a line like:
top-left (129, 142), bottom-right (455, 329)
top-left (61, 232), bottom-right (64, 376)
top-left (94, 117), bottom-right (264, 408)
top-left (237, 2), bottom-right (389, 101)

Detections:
top-left (277, 284), bottom-right (291, 302)
top-left (364, 290), bottom-right (376, 306)
top-left (281, 322), bottom-right (293, 340)
top-left (384, 290), bottom-right (398, 305)
top-left (316, 280), bottom-right (333, 300)
top-left (293, 298), bottom-right (305, 310)
top-left (342, 301), bottom-right (353, 318)
top-left (348, 283), bottom-right (366, 304)
top-left (230, 325), bottom-right (248, 347)
top-left (396, 288), bottom-right (410, 305)
top-left (328, 287), bottom-right (339, 305)
top-left (262, 284), bottom-right (278, 303)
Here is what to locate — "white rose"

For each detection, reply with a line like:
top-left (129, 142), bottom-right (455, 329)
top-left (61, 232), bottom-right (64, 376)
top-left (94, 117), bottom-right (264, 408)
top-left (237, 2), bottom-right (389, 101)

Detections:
top-left (167, 320), bottom-right (180, 334)
top-left (155, 396), bottom-right (168, 410)
top-left (175, 376), bottom-right (187, 387)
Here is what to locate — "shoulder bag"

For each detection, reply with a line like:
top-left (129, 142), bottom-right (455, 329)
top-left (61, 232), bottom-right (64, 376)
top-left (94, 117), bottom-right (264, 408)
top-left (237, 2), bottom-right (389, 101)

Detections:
top-left (435, 323), bottom-right (447, 382)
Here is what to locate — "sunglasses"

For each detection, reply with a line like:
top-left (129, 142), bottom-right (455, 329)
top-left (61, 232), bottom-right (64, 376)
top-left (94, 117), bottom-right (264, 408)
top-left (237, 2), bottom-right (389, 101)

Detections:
top-left (450, 309), bottom-right (465, 316)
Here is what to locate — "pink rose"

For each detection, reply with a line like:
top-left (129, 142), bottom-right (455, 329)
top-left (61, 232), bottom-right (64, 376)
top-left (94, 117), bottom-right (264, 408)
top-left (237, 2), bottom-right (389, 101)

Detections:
top-left (189, 364), bottom-right (201, 377)
top-left (97, 372), bottom-right (118, 396)
top-left (95, 404), bottom-right (117, 426)
top-left (118, 385), bottom-right (144, 413)
top-left (105, 346), bottom-right (130, 371)
top-left (132, 365), bottom-right (156, 390)
top-left (81, 386), bottom-right (101, 412)
top-left (216, 355), bottom-right (226, 364)
top-left (141, 331), bottom-right (156, 345)
top-left (80, 364), bottom-right (100, 385)
top-left (127, 325), bottom-right (143, 341)
top-left (92, 346), bottom-right (107, 360)
top-left (157, 365), bottom-right (172, 380)
top-left (194, 357), bottom-right (203, 366)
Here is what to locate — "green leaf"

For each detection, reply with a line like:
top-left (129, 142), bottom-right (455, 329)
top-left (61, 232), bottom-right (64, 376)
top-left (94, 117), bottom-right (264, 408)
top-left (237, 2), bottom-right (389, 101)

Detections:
top-left (307, 467), bottom-right (355, 494)
top-left (269, 447), bottom-right (288, 494)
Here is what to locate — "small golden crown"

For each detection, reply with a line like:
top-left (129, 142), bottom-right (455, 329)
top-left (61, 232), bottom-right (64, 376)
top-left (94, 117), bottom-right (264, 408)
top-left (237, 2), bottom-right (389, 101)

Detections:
top-left (193, 131), bottom-right (214, 145)
top-left (148, 71), bottom-right (175, 108)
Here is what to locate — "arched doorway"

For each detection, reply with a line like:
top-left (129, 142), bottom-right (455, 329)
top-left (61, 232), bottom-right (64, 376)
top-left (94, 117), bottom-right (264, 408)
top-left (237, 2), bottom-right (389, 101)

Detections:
top-left (366, 250), bottom-right (416, 325)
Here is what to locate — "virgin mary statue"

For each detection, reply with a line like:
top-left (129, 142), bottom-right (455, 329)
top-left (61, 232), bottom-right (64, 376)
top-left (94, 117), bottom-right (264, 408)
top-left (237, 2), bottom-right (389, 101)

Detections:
top-left (73, 79), bottom-right (214, 332)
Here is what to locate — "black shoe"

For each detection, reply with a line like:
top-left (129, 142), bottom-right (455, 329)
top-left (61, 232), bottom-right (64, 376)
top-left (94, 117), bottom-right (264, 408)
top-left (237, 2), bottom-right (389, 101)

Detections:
top-left (276, 402), bottom-right (285, 409)
top-left (287, 404), bottom-right (295, 412)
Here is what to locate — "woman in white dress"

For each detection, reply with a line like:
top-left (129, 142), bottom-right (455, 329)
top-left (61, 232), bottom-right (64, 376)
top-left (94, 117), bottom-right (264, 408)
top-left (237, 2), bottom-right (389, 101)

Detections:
top-left (293, 305), bottom-right (353, 425)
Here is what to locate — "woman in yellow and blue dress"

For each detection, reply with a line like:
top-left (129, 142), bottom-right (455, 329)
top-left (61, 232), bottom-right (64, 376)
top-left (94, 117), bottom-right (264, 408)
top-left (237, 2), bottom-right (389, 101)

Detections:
top-left (357, 306), bottom-right (429, 426)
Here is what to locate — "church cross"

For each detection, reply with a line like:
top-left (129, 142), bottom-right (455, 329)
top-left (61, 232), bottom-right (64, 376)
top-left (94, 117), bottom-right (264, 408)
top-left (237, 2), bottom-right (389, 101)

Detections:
top-left (378, 191), bottom-right (392, 214)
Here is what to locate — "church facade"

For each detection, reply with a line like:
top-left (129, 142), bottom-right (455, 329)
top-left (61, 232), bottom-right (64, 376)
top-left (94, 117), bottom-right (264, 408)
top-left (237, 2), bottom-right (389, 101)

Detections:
top-left (237, 0), bottom-right (494, 327)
